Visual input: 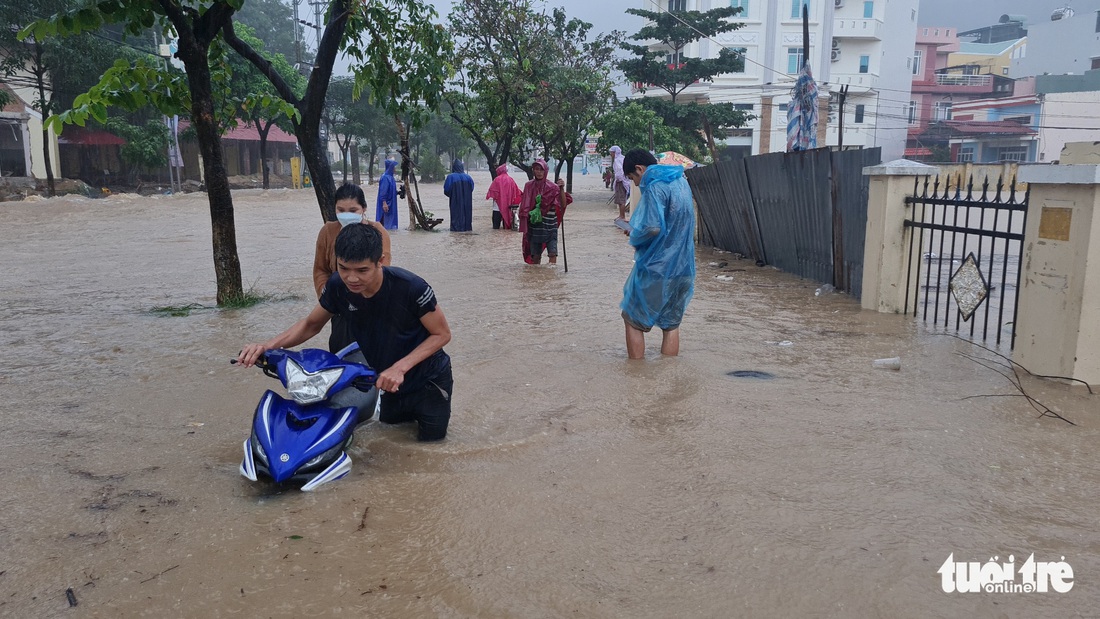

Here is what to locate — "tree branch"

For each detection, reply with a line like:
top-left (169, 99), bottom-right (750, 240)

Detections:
top-left (222, 21), bottom-right (300, 106)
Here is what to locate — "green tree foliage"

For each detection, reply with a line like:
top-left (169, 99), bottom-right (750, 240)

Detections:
top-left (322, 76), bottom-right (389, 184)
top-left (594, 101), bottom-right (684, 155)
top-left (617, 6), bottom-right (751, 160)
top-left (0, 0), bottom-right (118, 193)
top-left (225, 0), bottom-right (453, 226)
top-left (510, 8), bottom-right (621, 190)
top-left (618, 6), bottom-right (745, 104)
top-left (23, 1), bottom-right (280, 305)
top-left (228, 23), bottom-right (305, 188)
top-left (447, 0), bottom-right (620, 190)
top-left (232, 0), bottom-right (301, 65)
top-left (105, 116), bottom-right (170, 183)
top-left (637, 98), bottom-right (752, 162)
top-left (445, 0), bottom-right (547, 176)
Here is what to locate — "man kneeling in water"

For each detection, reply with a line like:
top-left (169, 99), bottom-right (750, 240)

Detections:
top-left (238, 224), bottom-right (454, 441)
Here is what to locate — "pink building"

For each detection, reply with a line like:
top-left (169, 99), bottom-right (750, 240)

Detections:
top-left (905, 26), bottom-right (1020, 160)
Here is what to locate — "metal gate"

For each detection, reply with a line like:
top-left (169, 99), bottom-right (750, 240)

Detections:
top-left (903, 174), bottom-right (1029, 349)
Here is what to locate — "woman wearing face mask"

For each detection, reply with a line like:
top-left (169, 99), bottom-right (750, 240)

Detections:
top-left (313, 182), bottom-right (392, 351)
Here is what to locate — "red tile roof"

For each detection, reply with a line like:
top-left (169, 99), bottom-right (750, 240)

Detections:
top-left (178, 119), bottom-right (299, 143)
top-left (938, 120), bottom-right (1036, 136)
top-left (57, 127), bottom-right (126, 146)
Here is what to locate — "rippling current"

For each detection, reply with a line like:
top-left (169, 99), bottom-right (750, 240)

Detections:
top-left (1, 172), bottom-right (1097, 617)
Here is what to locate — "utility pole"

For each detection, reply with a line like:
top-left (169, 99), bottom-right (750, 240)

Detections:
top-left (837, 84), bottom-right (849, 149)
top-left (292, 0), bottom-right (302, 68)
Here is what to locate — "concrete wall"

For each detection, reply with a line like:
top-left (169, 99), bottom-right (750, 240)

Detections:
top-left (1037, 91), bottom-right (1100, 162)
top-left (1015, 162), bottom-right (1100, 385)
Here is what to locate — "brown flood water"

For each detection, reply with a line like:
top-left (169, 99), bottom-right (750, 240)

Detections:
top-left (1, 171), bottom-right (1098, 618)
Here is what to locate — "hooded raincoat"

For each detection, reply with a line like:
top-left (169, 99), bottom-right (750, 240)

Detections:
top-left (376, 159), bottom-right (399, 230)
top-left (620, 164), bottom-right (696, 330)
top-left (518, 159), bottom-right (572, 264)
top-left (610, 146), bottom-right (630, 206)
top-left (443, 160), bottom-right (475, 232)
top-left (486, 164), bottom-right (522, 230)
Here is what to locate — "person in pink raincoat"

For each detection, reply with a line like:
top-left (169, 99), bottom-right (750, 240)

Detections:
top-left (485, 164), bottom-right (522, 230)
top-left (518, 159), bottom-right (572, 265)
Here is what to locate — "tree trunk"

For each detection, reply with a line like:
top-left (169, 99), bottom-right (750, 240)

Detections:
top-left (565, 157), bottom-right (574, 193)
top-left (701, 112), bottom-right (718, 162)
top-left (351, 142), bottom-right (360, 185)
top-left (33, 44), bottom-right (55, 197)
top-left (295, 122), bottom-right (337, 221)
top-left (367, 139), bottom-right (378, 184)
top-left (183, 52), bottom-right (243, 304)
top-left (257, 118), bottom-right (273, 190)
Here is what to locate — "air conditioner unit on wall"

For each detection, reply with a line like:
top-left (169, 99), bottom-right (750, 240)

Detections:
top-left (835, 0), bottom-right (844, 7)
top-left (832, 38), bottom-right (840, 49)
top-left (831, 48), bottom-right (841, 62)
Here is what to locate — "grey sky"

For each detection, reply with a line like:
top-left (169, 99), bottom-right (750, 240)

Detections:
top-left (917, 0), bottom-right (1095, 31)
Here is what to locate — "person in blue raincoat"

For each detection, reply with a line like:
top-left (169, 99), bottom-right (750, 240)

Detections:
top-left (443, 160), bottom-right (475, 232)
top-left (619, 149), bottom-right (696, 359)
top-left (376, 158), bottom-right (399, 230)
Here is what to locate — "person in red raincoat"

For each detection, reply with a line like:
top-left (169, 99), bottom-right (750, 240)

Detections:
top-left (485, 164), bottom-right (522, 230)
top-left (518, 159), bottom-right (572, 265)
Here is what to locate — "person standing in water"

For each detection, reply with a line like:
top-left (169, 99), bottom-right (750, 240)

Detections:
top-left (619, 149), bottom-right (696, 359)
top-left (376, 158), bottom-right (400, 230)
top-left (443, 160), bottom-right (475, 232)
top-left (314, 183), bottom-right (392, 352)
top-left (485, 164), bottom-right (521, 230)
top-left (518, 159), bottom-right (571, 265)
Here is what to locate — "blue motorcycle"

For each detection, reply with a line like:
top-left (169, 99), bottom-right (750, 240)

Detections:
top-left (238, 343), bottom-right (379, 491)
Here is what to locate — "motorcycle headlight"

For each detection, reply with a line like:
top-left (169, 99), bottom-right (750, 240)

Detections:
top-left (285, 359), bottom-right (344, 405)
top-left (250, 433), bottom-right (268, 464)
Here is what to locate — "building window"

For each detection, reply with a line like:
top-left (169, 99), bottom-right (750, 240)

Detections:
top-left (958, 146), bottom-right (975, 162)
top-left (730, 0), bottom-right (748, 18)
top-left (777, 103), bottom-right (789, 126)
top-left (1092, 57), bottom-right (1100, 70)
top-left (1095, 10), bottom-right (1100, 32)
top-left (665, 51), bottom-right (683, 67)
top-left (995, 145), bottom-right (1029, 161)
top-left (859, 55), bottom-right (870, 73)
top-left (787, 47), bottom-right (804, 73)
top-left (790, 0), bottom-right (809, 20)
top-left (934, 101), bottom-right (953, 121)
top-left (1004, 115), bottom-right (1032, 125)
top-left (912, 49), bottom-right (923, 76)
top-left (863, 1), bottom-right (874, 18)
top-left (733, 103), bottom-right (754, 111)
top-left (854, 104), bottom-right (865, 124)
top-left (908, 101), bottom-right (917, 124)
top-left (669, 0), bottom-right (686, 12)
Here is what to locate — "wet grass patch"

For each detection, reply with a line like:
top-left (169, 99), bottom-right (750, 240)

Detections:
top-left (150, 286), bottom-right (302, 317)
top-left (219, 288), bottom-right (301, 309)
top-left (726, 370), bottom-right (776, 380)
top-left (150, 302), bottom-right (209, 317)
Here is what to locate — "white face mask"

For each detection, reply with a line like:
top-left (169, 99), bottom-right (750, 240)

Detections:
top-left (336, 212), bottom-right (364, 227)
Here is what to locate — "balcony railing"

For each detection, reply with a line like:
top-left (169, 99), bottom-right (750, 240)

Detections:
top-left (832, 18), bottom-right (883, 40)
top-left (934, 74), bottom-right (992, 87)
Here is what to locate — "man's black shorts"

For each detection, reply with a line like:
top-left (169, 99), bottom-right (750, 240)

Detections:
top-left (379, 364), bottom-right (453, 441)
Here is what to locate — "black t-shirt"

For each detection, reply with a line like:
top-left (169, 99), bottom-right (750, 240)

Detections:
top-left (319, 267), bottom-right (449, 392)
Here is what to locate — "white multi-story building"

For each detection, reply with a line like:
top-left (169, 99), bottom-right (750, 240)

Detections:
top-left (634, 0), bottom-right (918, 161)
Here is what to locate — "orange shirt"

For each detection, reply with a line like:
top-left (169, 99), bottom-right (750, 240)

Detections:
top-left (313, 221), bottom-right (392, 297)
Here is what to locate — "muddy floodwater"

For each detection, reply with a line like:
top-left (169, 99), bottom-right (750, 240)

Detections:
top-left (1, 172), bottom-right (1098, 618)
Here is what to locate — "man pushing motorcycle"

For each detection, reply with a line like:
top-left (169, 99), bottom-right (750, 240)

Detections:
top-left (237, 223), bottom-right (453, 441)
